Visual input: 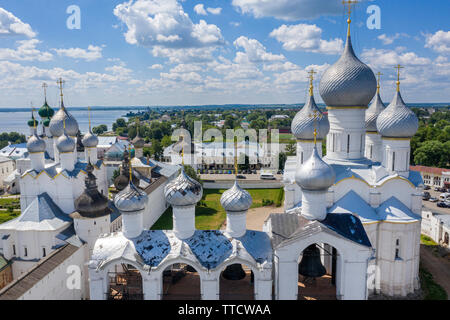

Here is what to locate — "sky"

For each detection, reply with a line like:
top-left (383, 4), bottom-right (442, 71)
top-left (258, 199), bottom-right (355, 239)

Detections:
top-left (0, 0), bottom-right (449, 108)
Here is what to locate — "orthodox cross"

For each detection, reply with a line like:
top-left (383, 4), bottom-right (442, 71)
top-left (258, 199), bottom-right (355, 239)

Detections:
top-left (342, 0), bottom-right (358, 36)
top-left (128, 145), bottom-right (133, 182)
top-left (376, 72), bottom-right (383, 94)
top-left (88, 106), bottom-right (92, 131)
top-left (395, 64), bottom-right (404, 92)
top-left (56, 78), bottom-right (65, 107)
top-left (308, 69), bottom-right (317, 96)
top-left (42, 82), bottom-right (48, 101)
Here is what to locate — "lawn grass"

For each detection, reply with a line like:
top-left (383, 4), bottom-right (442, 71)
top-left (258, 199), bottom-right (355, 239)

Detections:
top-left (421, 234), bottom-right (438, 246)
top-left (0, 197), bottom-right (20, 208)
top-left (419, 263), bottom-right (448, 300)
top-left (151, 188), bottom-right (282, 230)
top-left (0, 210), bottom-right (21, 224)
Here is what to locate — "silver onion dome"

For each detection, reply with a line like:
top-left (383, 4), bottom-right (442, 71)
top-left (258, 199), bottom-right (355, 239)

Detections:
top-left (295, 146), bottom-right (335, 191)
top-left (164, 168), bottom-right (203, 207)
top-left (220, 181), bottom-right (253, 212)
top-left (56, 131), bottom-right (75, 153)
top-left (114, 182), bottom-right (148, 213)
top-left (27, 129), bottom-right (46, 153)
top-left (291, 95), bottom-right (329, 141)
top-left (82, 129), bottom-right (99, 148)
top-left (49, 106), bottom-right (79, 137)
top-left (376, 90), bottom-right (418, 138)
top-left (319, 34), bottom-right (376, 107)
top-left (365, 91), bottom-right (386, 132)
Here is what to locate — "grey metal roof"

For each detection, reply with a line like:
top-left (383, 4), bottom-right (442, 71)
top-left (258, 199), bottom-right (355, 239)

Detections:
top-left (319, 35), bottom-right (376, 107)
top-left (365, 92), bottom-right (385, 132)
top-left (295, 146), bottom-right (335, 191)
top-left (164, 168), bottom-right (203, 207)
top-left (220, 181), bottom-right (253, 212)
top-left (0, 193), bottom-right (72, 231)
top-left (269, 212), bottom-right (372, 249)
top-left (0, 244), bottom-right (79, 300)
top-left (291, 94), bottom-right (329, 140)
top-left (376, 91), bottom-right (419, 138)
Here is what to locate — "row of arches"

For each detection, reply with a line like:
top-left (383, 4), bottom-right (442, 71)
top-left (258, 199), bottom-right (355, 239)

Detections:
top-left (99, 242), bottom-right (341, 300)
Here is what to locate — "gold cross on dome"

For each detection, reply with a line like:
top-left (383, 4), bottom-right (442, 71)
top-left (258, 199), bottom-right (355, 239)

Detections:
top-left (395, 64), bottom-right (404, 92)
top-left (307, 69), bottom-right (317, 96)
top-left (342, 0), bottom-right (358, 36)
top-left (376, 72), bottom-right (383, 93)
top-left (42, 82), bottom-right (48, 99)
top-left (308, 109), bottom-right (320, 145)
top-left (128, 145), bottom-right (133, 182)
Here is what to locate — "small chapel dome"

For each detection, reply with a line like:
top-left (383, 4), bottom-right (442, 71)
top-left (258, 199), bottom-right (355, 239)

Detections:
top-left (164, 168), bottom-right (203, 207)
top-left (295, 146), bottom-right (335, 191)
top-left (114, 181), bottom-right (148, 213)
top-left (319, 33), bottom-right (376, 107)
top-left (49, 106), bottom-right (79, 137)
top-left (27, 114), bottom-right (38, 128)
top-left (27, 129), bottom-right (46, 153)
top-left (220, 181), bottom-right (252, 212)
top-left (82, 129), bottom-right (99, 148)
top-left (365, 91), bottom-right (386, 132)
top-left (291, 91), bottom-right (329, 141)
top-left (56, 131), bottom-right (76, 153)
top-left (38, 100), bottom-right (55, 118)
top-left (43, 117), bottom-right (51, 128)
top-left (132, 133), bottom-right (145, 149)
top-left (74, 163), bottom-right (110, 218)
top-left (376, 90), bottom-right (418, 138)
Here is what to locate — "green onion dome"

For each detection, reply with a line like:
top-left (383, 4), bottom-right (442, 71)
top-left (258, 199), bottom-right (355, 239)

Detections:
top-left (43, 117), bottom-right (51, 127)
top-left (38, 101), bottom-right (55, 118)
top-left (28, 116), bottom-right (38, 128)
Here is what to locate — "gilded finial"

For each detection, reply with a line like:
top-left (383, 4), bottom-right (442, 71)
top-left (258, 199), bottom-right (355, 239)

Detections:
top-left (376, 72), bottom-right (383, 94)
top-left (42, 82), bottom-right (48, 102)
top-left (308, 69), bottom-right (317, 97)
top-left (128, 145), bottom-right (133, 182)
top-left (342, 0), bottom-right (358, 37)
top-left (394, 64), bottom-right (404, 92)
top-left (31, 104), bottom-right (36, 129)
top-left (88, 106), bottom-right (92, 131)
top-left (56, 78), bottom-right (65, 108)
top-left (308, 109), bottom-right (320, 145)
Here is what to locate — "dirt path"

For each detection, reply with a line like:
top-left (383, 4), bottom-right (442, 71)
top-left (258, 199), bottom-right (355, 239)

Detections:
top-left (220, 206), bottom-right (284, 231)
top-left (420, 245), bottom-right (450, 299)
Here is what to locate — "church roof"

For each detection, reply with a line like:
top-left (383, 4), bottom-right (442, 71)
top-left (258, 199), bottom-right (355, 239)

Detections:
top-left (91, 229), bottom-right (272, 271)
top-left (0, 193), bottom-right (71, 231)
top-left (376, 197), bottom-right (421, 223)
top-left (328, 191), bottom-right (379, 224)
top-left (22, 160), bottom-right (103, 180)
top-left (269, 212), bottom-right (371, 249)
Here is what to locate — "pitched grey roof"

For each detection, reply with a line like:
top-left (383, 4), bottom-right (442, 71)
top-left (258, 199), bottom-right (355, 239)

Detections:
top-left (0, 244), bottom-right (79, 300)
top-left (269, 212), bottom-right (372, 249)
top-left (0, 193), bottom-right (71, 231)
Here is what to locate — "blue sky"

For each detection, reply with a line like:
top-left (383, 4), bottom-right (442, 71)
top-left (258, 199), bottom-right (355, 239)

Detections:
top-left (0, 0), bottom-right (449, 108)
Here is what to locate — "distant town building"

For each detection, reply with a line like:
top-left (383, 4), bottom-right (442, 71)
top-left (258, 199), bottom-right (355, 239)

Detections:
top-left (0, 156), bottom-right (14, 189)
top-left (269, 115), bottom-right (289, 122)
top-left (410, 165), bottom-right (450, 189)
top-left (160, 114), bottom-right (171, 122)
top-left (422, 211), bottom-right (450, 249)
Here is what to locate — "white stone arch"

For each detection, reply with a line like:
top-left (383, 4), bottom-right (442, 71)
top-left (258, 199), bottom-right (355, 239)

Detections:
top-left (274, 230), bottom-right (371, 300)
top-left (214, 257), bottom-right (259, 300)
top-left (94, 257), bottom-right (147, 300)
top-left (377, 177), bottom-right (416, 209)
top-left (153, 256), bottom-right (206, 300)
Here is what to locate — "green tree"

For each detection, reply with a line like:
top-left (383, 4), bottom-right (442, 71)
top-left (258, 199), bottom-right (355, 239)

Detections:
top-left (161, 135), bottom-right (173, 148)
top-left (413, 140), bottom-right (450, 168)
top-left (279, 152), bottom-right (287, 170)
top-left (285, 140), bottom-right (296, 156)
top-left (92, 124), bottom-right (107, 135)
top-left (183, 165), bottom-right (203, 186)
top-left (150, 139), bottom-right (163, 160)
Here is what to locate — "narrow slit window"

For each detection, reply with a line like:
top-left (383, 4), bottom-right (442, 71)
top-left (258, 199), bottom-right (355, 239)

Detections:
top-left (347, 135), bottom-right (350, 153)
top-left (392, 152), bottom-right (396, 171)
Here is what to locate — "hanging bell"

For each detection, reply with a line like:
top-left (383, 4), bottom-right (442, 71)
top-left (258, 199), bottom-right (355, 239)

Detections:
top-left (222, 264), bottom-right (246, 280)
top-left (298, 244), bottom-right (326, 278)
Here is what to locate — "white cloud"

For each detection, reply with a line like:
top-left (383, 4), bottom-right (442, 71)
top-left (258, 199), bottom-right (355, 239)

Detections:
top-left (0, 8), bottom-right (36, 38)
top-left (53, 45), bottom-right (103, 62)
top-left (232, 0), bottom-right (341, 21)
top-left (234, 36), bottom-right (285, 64)
top-left (152, 46), bottom-right (216, 64)
top-left (425, 30), bottom-right (450, 54)
top-left (270, 24), bottom-right (343, 55)
top-left (149, 63), bottom-right (163, 69)
top-left (361, 47), bottom-right (431, 69)
top-left (207, 7), bottom-right (222, 15)
top-left (273, 63), bottom-right (329, 87)
top-left (378, 33), bottom-right (409, 45)
top-left (230, 21), bottom-right (241, 27)
top-left (0, 39), bottom-right (52, 61)
top-left (194, 4), bottom-right (207, 15)
top-left (113, 0), bottom-right (224, 49)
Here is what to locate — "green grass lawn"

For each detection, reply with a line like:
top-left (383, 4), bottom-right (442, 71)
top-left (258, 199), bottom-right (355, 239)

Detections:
top-left (421, 234), bottom-right (438, 246)
top-left (0, 197), bottom-right (20, 208)
top-left (151, 188), bottom-right (283, 230)
top-left (419, 263), bottom-right (448, 300)
top-left (0, 210), bottom-right (21, 224)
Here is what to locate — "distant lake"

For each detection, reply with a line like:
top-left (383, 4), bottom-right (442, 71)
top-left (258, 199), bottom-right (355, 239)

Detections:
top-left (0, 103), bottom-right (447, 135)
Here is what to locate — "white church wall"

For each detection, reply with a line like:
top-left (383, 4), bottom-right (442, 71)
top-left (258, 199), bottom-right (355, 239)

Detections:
top-left (16, 244), bottom-right (86, 300)
top-left (333, 179), bottom-right (370, 204)
top-left (143, 181), bottom-right (169, 229)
